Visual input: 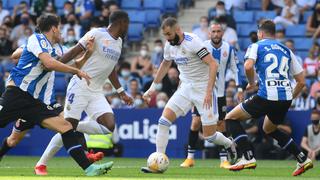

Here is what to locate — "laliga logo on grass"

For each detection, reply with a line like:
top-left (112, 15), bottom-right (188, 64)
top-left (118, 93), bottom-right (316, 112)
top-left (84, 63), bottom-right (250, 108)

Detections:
top-left (118, 119), bottom-right (177, 144)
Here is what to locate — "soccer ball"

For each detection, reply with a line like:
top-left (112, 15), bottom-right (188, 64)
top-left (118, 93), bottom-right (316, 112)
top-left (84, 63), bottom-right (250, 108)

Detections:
top-left (147, 152), bottom-right (169, 173)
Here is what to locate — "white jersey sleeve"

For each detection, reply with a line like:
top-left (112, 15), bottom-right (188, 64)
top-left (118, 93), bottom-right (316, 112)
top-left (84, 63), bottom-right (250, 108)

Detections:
top-left (163, 41), bottom-right (174, 61)
top-left (27, 34), bottom-right (49, 58)
top-left (245, 43), bottom-right (258, 62)
top-left (78, 28), bottom-right (97, 49)
top-left (189, 35), bottom-right (209, 59)
top-left (289, 50), bottom-right (303, 76)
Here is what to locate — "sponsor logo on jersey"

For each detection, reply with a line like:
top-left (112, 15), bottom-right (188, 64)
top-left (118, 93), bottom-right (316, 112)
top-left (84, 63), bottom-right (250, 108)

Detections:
top-left (223, 51), bottom-right (227, 57)
top-left (174, 57), bottom-right (188, 65)
top-left (118, 119), bottom-right (177, 144)
top-left (266, 79), bottom-right (291, 87)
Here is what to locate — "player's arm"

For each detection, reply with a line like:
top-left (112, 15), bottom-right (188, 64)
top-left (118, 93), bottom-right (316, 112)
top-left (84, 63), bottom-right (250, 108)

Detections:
top-left (244, 43), bottom-right (258, 91)
top-left (71, 37), bottom-right (94, 69)
top-left (108, 68), bottom-right (133, 105)
top-left (290, 50), bottom-right (305, 99)
top-left (11, 47), bottom-right (24, 64)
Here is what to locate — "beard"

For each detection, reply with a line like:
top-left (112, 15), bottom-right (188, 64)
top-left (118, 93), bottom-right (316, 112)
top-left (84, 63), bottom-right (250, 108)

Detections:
top-left (211, 38), bottom-right (222, 45)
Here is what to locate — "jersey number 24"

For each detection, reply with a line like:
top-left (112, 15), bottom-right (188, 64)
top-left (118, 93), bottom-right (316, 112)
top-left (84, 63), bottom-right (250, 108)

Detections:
top-left (264, 53), bottom-right (289, 79)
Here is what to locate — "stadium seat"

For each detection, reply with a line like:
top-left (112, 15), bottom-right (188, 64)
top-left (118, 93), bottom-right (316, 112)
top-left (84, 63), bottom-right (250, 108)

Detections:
top-left (127, 10), bottom-right (146, 24)
top-left (296, 50), bottom-right (309, 59)
top-left (128, 23), bottom-right (144, 42)
top-left (246, 0), bottom-right (262, 10)
top-left (303, 11), bottom-right (313, 23)
top-left (145, 10), bottom-right (161, 28)
top-left (237, 24), bottom-right (256, 37)
top-left (54, 72), bottom-right (67, 96)
top-left (143, 0), bottom-right (164, 12)
top-left (293, 38), bottom-right (313, 51)
top-left (54, 0), bottom-right (67, 9)
top-left (239, 38), bottom-right (252, 51)
top-left (233, 10), bottom-right (254, 23)
top-left (285, 25), bottom-right (306, 37)
top-left (164, 0), bottom-right (179, 14)
top-left (192, 24), bottom-right (200, 31)
top-left (121, 0), bottom-right (141, 10)
top-left (254, 11), bottom-right (276, 21)
top-left (7, 0), bottom-right (29, 9)
top-left (237, 50), bottom-right (246, 62)
top-left (208, 8), bottom-right (216, 20)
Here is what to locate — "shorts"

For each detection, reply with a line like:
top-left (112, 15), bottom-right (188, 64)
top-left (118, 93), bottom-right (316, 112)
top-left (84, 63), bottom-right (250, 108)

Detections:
top-left (64, 78), bottom-right (113, 120)
top-left (0, 86), bottom-right (63, 129)
top-left (165, 82), bottom-right (219, 126)
top-left (193, 96), bottom-right (226, 120)
top-left (240, 95), bottom-right (292, 125)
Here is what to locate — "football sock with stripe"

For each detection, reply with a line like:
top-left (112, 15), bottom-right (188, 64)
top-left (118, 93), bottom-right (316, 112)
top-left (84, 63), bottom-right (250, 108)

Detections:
top-left (268, 129), bottom-right (307, 163)
top-left (187, 130), bottom-right (198, 159)
top-left (61, 130), bottom-right (91, 170)
top-left (156, 116), bottom-right (172, 153)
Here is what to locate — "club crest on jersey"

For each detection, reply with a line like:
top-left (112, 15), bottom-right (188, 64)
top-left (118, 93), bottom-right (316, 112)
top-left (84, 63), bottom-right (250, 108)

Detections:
top-left (103, 39), bottom-right (110, 47)
top-left (223, 51), bottom-right (227, 57)
top-left (40, 39), bottom-right (48, 49)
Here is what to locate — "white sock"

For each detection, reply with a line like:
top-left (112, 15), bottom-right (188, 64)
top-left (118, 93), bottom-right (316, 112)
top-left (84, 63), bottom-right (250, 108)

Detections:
top-left (76, 120), bottom-right (111, 134)
top-left (156, 116), bottom-right (172, 153)
top-left (36, 133), bottom-right (63, 166)
top-left (187, 152), bottom-right (195, 159)
top-left (205, 132), bottom-right (232, 148)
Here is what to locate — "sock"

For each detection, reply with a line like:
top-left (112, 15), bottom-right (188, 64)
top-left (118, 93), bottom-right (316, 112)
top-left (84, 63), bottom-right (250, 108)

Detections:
top-left (76, 120), bottom-right (111, 134)
top-left (75, 131), bottom-right (88, 151)
top-left (226, 119), bottom-right (254, 160)
top-left (36, 133), bottom-right (63, 166)
top-left (187, 130), bottom-right (198, 159)
top-left (268, 129), bottom-right (307, 163)
top-left (218, 146), bottom-right (228, 162)
top-left (0, 138), bottom-right (11, 159)
top-left (61, 130), bottom-right (91, 170)
top-left (156, 116), bottom-right (172, 153)
top-left (204, 132), bottom-right (232, 148)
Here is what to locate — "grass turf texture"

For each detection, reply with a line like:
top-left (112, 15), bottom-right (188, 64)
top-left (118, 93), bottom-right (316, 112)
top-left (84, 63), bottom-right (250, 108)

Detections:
top-left (0, 156), bottom-right (318, 179)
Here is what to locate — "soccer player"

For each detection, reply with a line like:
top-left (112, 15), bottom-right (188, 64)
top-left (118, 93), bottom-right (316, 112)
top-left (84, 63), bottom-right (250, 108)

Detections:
top-left (141, 17), bottom-right (237, 173)
top-left (0, 14), bottom-right (113, 176)
top-left (180, 22), bottom-right (243, 169)
top-left (225, 20), bottom-right (313, 176)
top-left (33, 10), bottom-right (133, 175)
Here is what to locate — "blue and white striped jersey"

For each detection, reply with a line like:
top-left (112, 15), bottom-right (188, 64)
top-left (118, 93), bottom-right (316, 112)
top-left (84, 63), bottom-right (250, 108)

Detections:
top-left (9, 33), bottom-right (60, 105)
top-left (245, 39), bottom-right (303, 101)
top-left (204, 40), bottom-right (239, 97)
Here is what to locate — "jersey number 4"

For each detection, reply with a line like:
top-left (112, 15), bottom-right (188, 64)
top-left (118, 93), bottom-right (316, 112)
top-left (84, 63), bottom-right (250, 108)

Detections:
top-left (264, 53), bottom-right (289, 79)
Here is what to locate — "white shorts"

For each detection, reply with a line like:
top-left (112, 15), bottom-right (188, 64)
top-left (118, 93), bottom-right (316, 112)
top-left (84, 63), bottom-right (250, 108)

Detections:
top-left (165, 82), bottom-right (219, 126)
top-left (64, 78), bottom-right (113, 120)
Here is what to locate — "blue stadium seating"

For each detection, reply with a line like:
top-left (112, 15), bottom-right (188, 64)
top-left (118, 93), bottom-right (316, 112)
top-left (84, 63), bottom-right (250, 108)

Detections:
top-left (208, 8), bottom-right (216, 19)
top-left (303, 11), bottom-right (313, 23)
top-left (239, 38), bottom-right (252, 50)
top-left (6, 0), bottom-right (29, 9)
top-left (164, 0), bottom-right (179, 14)
top-left (54, 72), bottom-right (67, 96)
top-left (293, 38), bottom-right (313, 51)
top-left (237, 24), bottom-right (257, 37)
top-left (145, 10), bottom-right (161, 28)
top-left (54, 0), bottom-right (67, 9)
top-left (128, 23), bottom-right (144, 42)
top-left (143, 0), bottom-right (164, 11)
top-left (285, 25), bottom-right (306, 37)
top-left (296, 51), bottom-right (309, 59)
top-left (254, 11), bottom-right (276, 21)
top-left (121, 0), bottom-right (141, 10)
top-left (237, 51), bottom-right (246, 62)
top-left (233, 11), bottom-right (254, 23)
top-left (127, 10), bottom-right (146, 24)
top-left (246, 0), bottom-right (262, 10)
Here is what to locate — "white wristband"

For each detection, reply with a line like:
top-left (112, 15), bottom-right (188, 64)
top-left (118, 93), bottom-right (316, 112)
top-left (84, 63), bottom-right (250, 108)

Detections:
top-left (116, 87), bottom-right (124, 94)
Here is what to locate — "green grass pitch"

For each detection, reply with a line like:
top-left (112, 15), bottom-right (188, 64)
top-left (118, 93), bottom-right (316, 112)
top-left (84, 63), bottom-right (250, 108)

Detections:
top-left (0, 156), bottom-right (318, 180)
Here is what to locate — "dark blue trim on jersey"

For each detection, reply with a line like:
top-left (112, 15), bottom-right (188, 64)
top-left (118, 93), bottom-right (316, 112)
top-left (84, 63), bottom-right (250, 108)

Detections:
top-left (225, 46), bottom-right (232, 76)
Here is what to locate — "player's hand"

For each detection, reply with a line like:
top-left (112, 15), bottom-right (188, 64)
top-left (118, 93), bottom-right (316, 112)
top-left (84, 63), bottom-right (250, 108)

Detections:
top-left (236, 91), bottom-right (244, 102)
top-left (119, 91), bottom-right (134, 105)
top-left (246, 82), bottom-right (257, 92)
top-left (85, 36), bottom-right (95, 56)
top-left (76, 70), bottom-right (91, 85)
top-left (143, 89), bottom-right (154, 103)
top-left (203, 92), bottom-right (213, 110)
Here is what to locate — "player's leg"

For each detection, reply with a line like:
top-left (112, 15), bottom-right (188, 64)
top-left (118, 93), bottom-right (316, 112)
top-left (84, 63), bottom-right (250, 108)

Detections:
top-left (263, 102), bottom-right (313, 176)
top-left (225, 96), bottom-right (263, 171)
top-left (180, 108), bottom-right (201, 168)
top-left (0, 121), bottom-right (29, 161)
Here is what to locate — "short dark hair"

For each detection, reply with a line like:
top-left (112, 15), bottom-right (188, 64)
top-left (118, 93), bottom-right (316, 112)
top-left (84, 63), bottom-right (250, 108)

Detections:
top-left (37, 13), bottom-right (60, 32)
top-left (109, 10), bottom-right (129, 24)
top-left (161, 17), bottom-right (178, 29)
top-left (216, 1), bottom-right (225, 6)
top-left (258, 19), bottom-right (276, 35)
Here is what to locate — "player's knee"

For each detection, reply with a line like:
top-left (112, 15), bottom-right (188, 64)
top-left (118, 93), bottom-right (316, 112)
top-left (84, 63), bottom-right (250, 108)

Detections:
top-left (59, 120), bottom-right (73, 133)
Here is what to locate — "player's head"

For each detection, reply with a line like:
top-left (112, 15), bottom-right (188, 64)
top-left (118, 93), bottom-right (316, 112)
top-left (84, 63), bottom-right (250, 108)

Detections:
top-left (109, 10), bottom-right (129, 38)
top-left (257, 19), bottom-right (276, 40)
top-left (209, 22), bottom-right (224, 45)
top-left (161, 17), bottom-right (183, 46)
top-left (37, 13), bottom-right (61, 43)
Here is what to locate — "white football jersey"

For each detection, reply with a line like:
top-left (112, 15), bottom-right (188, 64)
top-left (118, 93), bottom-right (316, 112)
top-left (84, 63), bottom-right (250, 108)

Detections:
top-left (76, 28), bottom-right (122, 92)
top-left (164, 32), bottom-right (209, 85)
